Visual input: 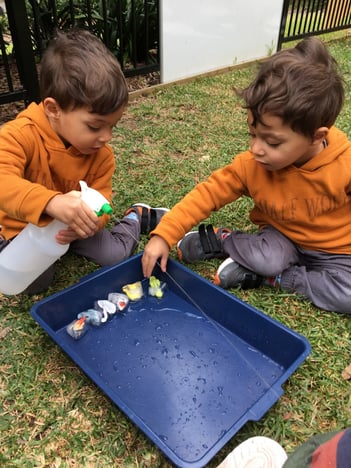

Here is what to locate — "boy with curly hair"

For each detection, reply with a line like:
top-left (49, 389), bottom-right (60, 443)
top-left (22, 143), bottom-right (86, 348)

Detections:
top-left (142, 37), bottom-right (351, 314)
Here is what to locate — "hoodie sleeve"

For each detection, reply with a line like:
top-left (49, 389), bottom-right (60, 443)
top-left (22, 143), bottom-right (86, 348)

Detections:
top-left (150, 154), bottom-right (249, 248)
top-left (0, 121), bottom-right (61, 225)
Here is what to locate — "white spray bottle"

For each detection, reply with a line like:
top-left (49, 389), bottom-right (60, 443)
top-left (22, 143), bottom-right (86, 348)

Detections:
top-left (0, 180), bottom-right (112, 295)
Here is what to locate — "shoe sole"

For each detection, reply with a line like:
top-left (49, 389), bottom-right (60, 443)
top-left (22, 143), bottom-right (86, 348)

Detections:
top-left (217, 436), bottom-right (287, 468)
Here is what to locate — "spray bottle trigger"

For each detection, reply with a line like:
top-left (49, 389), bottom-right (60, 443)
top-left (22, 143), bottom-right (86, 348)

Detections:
top-left (95, 203), bottom-right (113, 217)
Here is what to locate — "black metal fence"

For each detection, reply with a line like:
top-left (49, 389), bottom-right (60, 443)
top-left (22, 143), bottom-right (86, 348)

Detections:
top-left (1, 0), bottom-right (351, 115)
top-left (0, 1), bottom-right (40, 106)
top-left (0, 0), bottom-right (159, 108)
top-left (278, 0), bottom-right (351, 49)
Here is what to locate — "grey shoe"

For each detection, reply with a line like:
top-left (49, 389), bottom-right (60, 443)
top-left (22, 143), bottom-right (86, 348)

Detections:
top-left (214, 258), bottom-right (262, 289)
top-left (177, 224), bottom-right (231, 263)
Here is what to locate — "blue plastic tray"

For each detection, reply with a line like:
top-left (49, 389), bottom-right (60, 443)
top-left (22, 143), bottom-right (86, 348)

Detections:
top-left (31, 253), bottom-right (310, 467)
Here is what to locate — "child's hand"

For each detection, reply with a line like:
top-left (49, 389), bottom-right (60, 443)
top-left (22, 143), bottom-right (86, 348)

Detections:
top-left (55, 226), bottom-right (79, 244)
top-left (44, 191), bottom-right (100, 238)
top-left (142, 235), bottom-right (170, 278)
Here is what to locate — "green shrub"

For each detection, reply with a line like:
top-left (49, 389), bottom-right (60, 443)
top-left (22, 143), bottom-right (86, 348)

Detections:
top-left (25, 0), bottom-right (158, 68)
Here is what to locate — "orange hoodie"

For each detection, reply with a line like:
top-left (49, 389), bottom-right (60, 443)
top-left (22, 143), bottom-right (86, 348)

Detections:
top-left (152, 126), bottom-right (351, 255)
top-left (0, 103), bottom-right (115, 240)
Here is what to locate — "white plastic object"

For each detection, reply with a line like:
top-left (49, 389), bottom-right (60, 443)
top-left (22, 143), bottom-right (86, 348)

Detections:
top-left (0, 180), bottom-right (112, 295)
top-left (217, 436), bottom-right (288, 468)
top-left (78, 181), bottom-right (112, 217)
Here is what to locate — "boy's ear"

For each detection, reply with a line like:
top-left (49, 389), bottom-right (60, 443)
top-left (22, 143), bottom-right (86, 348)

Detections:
top-left (43, 97), bottom-right (61, 120)
top-left (312, 127), bottom-right (329, 145)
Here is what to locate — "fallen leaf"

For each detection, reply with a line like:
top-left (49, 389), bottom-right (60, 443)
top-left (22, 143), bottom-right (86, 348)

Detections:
top-left (342, 363), bottom-right (351, 380)
top-left (0, 326), bottom-right (11, 339)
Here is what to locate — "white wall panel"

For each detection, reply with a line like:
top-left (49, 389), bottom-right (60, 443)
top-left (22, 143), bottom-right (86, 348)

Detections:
top-left (160, 0), bottom-right (284, 83)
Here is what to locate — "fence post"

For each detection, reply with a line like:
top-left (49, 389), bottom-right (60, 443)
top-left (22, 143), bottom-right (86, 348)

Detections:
top-left (5, 0), bottom-right (40, 104)
top-left (277, 0), bottom-right (290, 50)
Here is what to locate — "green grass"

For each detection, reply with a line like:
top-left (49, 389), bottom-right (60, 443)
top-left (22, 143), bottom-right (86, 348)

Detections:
top-left (1, 37), bottom-right (351, 467)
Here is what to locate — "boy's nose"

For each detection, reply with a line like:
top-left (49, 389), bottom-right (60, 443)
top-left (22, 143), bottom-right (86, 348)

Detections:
top-left (251, 140), bottom-right (265, 156)
top-left (98, 128), bottom-right (112, 143)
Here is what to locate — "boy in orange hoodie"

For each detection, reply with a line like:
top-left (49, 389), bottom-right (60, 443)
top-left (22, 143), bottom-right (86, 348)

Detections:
top-left (142, 37), bottom-right (351, 314)
top-left (0, 29), bottom-right (167, 294)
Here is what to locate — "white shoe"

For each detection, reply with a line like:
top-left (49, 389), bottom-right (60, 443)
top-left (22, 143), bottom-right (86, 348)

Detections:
top-left (217, 436), bottom-right (288, 468)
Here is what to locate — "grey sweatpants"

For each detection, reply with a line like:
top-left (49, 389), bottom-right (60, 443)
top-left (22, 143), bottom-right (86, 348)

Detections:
top-left (0, 217), bottom-right (140, 294)
top-left (70, 217), bottom-right (139, 265)
top-left (223, 225), bottom-right (351, 314)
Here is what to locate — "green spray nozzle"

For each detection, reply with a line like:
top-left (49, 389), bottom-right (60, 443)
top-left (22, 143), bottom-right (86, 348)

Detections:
top-left (95, 203), bottom-right (113, 217)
